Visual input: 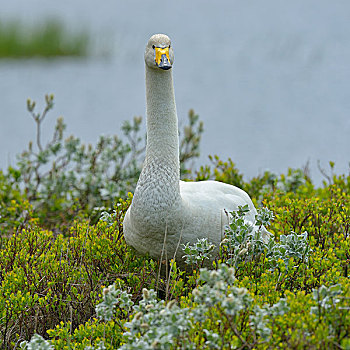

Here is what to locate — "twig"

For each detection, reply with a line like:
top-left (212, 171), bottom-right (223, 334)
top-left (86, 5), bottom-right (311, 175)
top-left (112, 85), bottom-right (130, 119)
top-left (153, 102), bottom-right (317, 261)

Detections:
top-left (156, 223), bottom-right (168, 294)
top-left (166, 223), bottom-right (184, 300)
top-left (317, 160), bottom-right (332, 185)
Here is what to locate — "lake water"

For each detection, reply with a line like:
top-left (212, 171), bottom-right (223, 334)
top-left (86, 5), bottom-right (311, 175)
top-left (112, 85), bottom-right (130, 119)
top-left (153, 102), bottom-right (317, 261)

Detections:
top-left (1, 0), bottom-right (349, 185)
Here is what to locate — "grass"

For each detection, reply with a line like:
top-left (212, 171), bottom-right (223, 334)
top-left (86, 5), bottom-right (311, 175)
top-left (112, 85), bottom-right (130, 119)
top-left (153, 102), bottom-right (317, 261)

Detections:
top-left (0, 19), bottom-right (89, 58)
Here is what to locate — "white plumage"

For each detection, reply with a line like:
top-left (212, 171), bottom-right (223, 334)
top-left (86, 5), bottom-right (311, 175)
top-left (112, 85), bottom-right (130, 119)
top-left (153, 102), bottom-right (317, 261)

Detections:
top-left (123, 34), bottom-right (269, 267)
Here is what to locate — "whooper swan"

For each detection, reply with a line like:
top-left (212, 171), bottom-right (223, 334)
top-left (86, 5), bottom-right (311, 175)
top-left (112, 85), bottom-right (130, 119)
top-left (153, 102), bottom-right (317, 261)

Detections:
top-left (123, 34), bottom-right (270, 267)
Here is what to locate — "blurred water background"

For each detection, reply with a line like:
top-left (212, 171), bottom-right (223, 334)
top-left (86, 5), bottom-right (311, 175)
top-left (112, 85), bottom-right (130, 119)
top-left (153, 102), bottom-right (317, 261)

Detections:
top-left (0, 0), bottom-right (349, 185)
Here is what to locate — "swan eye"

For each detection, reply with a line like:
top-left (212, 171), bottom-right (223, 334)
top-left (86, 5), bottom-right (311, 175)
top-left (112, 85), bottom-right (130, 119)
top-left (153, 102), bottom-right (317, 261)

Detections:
top-left (152, 45), bottom-right (155, 49)
top-left (168, 45), bottom-right (171, 48)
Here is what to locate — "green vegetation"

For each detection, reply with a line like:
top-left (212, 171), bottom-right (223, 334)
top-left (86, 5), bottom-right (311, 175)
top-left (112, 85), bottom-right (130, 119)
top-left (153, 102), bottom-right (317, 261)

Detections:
top-left (0, 96), bottom-right (349, 349)
top-left (0, 19), bottom-right (88, 58)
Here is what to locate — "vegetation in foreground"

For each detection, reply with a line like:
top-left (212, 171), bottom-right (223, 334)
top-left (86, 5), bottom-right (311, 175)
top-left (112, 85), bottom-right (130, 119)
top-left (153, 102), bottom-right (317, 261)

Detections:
top-left (0, 96), bottom-right (349, 349)
top-left (0, 19), bottom-right (88, 58)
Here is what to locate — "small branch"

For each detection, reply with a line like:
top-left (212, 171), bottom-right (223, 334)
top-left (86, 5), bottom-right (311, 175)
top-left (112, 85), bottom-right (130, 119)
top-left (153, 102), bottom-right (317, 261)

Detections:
top-left (317, 160), bottom-right (332, 185)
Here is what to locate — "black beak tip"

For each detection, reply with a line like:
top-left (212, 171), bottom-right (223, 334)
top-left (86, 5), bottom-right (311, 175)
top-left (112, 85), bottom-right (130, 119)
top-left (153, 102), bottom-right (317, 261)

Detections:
top-left (159, 65), bottom-right (172, 70)
top-left (158, 53), bottom-right (172, 70)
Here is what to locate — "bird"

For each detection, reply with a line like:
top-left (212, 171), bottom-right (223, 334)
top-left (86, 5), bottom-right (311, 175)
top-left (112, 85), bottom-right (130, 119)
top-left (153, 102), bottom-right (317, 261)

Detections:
top-left (123, 34), bottom-right (270, 267)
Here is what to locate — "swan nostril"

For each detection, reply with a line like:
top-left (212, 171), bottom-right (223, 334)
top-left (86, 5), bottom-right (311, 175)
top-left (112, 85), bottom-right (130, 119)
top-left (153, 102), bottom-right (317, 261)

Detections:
top-left (158, 54), bottom-right (172, 70)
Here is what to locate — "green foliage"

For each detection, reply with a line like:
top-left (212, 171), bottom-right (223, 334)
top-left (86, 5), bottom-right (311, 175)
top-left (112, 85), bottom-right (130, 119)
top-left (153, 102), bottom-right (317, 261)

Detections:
top-left (1, 96), bottom-right (350, 349)
top-left (17, 179), bottom-right (348, 349)
top-left (2, 95), bottom-right (203, 231)
top-left (219, 205), bottom-right (269, 268)
top-left (0, 18), bottom-right (88, 58)
top-left (14, 95), bottom-right (144, 229)
top-left (311, 284), bottom-right (343, 318)
top-left (195, 155), bottom-right (244, 188)
top-left (194, 155), bottom-right (313, 201)
top-left (0, 169), bottom-right (36, 233)
top-left (20, 334), bottom-right (53, 350)
top-left (275, 231), bottom-right (310, 266)
top-left (96, 284), bottom-right (133, 322)
top-left (47, 318), bottom-right (122, 350)
top-left (179, 109), bottom-right (203, 176)
top-left (0, 198), bottom-right (159, 348)
top-left (192, 206), bottom-right (310, 274)
top-left (120, 288), bottom-right (193, 349)
top-left (182, 238), bottom-right (215, 269)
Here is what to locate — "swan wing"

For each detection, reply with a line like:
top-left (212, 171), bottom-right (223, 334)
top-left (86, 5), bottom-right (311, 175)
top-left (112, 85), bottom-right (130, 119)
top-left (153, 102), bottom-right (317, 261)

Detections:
top-left (180, 180), bottom-right (271, 241)
top-left (180, 180), bottom-right (256, 213)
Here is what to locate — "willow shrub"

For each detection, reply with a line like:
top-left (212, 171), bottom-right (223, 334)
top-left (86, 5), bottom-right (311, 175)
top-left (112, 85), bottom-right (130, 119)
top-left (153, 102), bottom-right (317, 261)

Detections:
top-left (1, 98), bottom-right (350, 348)
top-left (0, 197), bottom-right (161, 349)
top-left (5, 168), bottom-right (349, 349)
top-left (45, 169), bottom-right (350, 349)
top-left (1, 95), bottom-right (203, 232)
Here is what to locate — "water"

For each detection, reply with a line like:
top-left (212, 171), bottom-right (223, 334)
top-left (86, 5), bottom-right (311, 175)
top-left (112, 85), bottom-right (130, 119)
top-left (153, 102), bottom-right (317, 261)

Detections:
top-left (1, 0), bottom-right (349, 185)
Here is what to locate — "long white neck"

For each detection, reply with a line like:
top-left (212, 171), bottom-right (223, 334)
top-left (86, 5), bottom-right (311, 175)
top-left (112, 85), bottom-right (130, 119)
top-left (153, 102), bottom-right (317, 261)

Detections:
top-left (145, 66), bottom-right (179, 167)
top-left (132, 66), bottom-right (181, 211)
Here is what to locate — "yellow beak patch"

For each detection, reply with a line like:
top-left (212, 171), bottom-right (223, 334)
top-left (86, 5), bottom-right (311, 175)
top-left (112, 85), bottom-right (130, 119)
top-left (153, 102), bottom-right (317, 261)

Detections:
top-left (155, 47), bottom-right (170, 66)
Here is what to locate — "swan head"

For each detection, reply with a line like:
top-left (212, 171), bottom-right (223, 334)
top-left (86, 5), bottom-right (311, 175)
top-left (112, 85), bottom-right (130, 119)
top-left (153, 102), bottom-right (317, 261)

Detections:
top-left (145, 34), bottom-right (174, 70)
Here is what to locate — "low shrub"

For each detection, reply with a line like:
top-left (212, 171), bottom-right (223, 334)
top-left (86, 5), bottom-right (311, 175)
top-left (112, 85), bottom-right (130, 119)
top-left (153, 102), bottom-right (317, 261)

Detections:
top-left (1, 96), bottom-right (203, 232)
top-left (9, 181), bottom-right (350, 349)
top-left (1, 97), bottom-right (350, 349)
top-left (0, 198), bottom-right (159, 348)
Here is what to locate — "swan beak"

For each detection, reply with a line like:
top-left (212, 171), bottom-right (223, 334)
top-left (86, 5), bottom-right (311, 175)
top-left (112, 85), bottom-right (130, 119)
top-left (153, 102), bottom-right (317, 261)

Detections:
top-left (155, 47), bottom-right (172, 70)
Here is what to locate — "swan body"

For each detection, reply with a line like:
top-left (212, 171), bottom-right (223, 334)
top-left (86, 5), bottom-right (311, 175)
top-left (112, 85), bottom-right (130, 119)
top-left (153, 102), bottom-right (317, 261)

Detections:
top-left (123, 34), bottom-right (269, 266)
